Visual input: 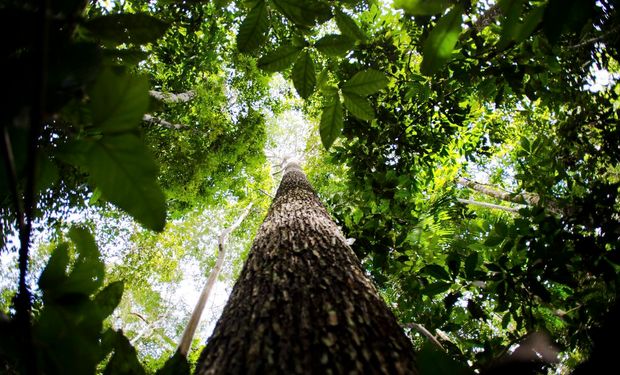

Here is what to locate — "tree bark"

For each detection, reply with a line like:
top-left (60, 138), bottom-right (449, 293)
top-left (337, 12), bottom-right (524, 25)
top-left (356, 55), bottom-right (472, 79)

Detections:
top-left (149, 90), bottom-right (195, 103)
top-left (195, 162), bottom-right (417, 374)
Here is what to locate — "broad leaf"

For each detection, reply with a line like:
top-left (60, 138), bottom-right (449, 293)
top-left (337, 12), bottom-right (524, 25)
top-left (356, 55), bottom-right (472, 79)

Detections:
top-left (292, 51), bottom-right (316, 99)
top-left (420, 5), bottom-right (463, 75)
top-left (320, 93), bottom-right (343, 150)
top-left (421, 264), bottom-right (451, 281)
top-left (86, 134), bottom-right (166, 231)
top-left (334, 9), bottom-right (366, 41)
top-left (343, 92), bottom-right (375, 121)
top-left (95, 281), bottom-right (124, 319)
top-left (38, 243), bottom-right (69, 292)
top-left (464, 252), bottom-right (478, 279)
top-left (315, 34), bottom-right (355, 57)
top-left (422, 281), bottom-right (452, 296)
top-left (418, 342), bottom-right (473, 375)
top-left (103, 330), bottom-right (146, 375)
top-left (89, 68), bottom-right (150, 133)
top-left (236, 1), bottom-right (269, 53)
top-left (394, 0), bottom-right (453, 15)
top-left (64, 226), bottom-right (105, 295)
top-left (257, 44), bottom-right (302, 72)
top-left (271, 0), bottom-right (330, 27)
top-left (341, 69), bottom-right (389, 96)
top-left (84, 13), bottom-right (169, 44)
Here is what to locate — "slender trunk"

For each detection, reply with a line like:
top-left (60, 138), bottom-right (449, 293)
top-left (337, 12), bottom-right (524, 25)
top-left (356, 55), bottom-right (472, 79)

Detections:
top-left (178, 202), bottom-right (254, 356)
top-left (195, 162), bottom-right (417, 374)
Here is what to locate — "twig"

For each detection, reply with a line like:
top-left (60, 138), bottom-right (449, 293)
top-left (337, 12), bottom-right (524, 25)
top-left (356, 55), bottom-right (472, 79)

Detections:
top-left (406, 323), bottom-right (445, 351)
top-left (457, 198), bottom-right (521, 213)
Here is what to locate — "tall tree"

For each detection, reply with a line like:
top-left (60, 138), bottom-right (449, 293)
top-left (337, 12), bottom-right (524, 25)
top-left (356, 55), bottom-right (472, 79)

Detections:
top-left (195, 161), bottom-right (417, 374)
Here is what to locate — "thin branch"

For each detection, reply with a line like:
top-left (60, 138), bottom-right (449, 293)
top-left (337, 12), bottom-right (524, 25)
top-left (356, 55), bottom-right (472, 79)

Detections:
top-left (406, 323), bottom-right (445, 351)
top-left (457, 198), bottom-right (522, 213)
top-left (177, 202), bottom-right (255, 356)
top-left (142, 114), bottom-right (189, 131)
top-left (568, 26), bottom-right (620, 49)
top-left (256, 188), bottom-right (274, 199)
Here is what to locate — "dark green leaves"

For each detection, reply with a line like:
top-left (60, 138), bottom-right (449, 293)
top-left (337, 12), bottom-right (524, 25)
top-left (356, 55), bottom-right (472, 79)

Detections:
top-left (334, 10), bottom-right (366, 41)
top-left (342, 69), bottom-right (389, 96)
top-left (320, 93), bottom-right (343, 150)
top-left (422, 281), bottom-right (452, 296)
top-left (236, 1), bottom-right (269, 53)
top-left (315, 34), bottom-right (355, 57)
top-left (257, 44), bottom-right (302, 72)
top-left (84, 13), bottom-right (169, 45)
top-left (103, 330), bottom-right (146, 375)
top-left (271, 0), bottom-right (330, 27)
top-left (418, 342), bottom-right (473, 375)
top-left (89, 69), bottom-right (150, 133)
top-left (394, 0), bottom-right (453, 16)
top-left (95, 281), bottom-right (124, 319)
top-left (292, 51), bottom-right (316, 99)
top-left (421, 264), bottom-right (451, 281)
top-left (343, 93), bottom-right (375, 121)
top-left (420, 5), bottom-right (463, 75)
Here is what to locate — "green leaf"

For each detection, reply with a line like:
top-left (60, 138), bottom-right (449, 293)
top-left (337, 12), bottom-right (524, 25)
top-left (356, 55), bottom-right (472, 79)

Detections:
top-left (65, 227), bottom-right (104, 295)
top-left (420, 5), bottom-right (463, 76)
top-left (464, 252), bottom-right (478, 279)
top-left (257, 44), bottom-right (302, 72)
top-left (320, 93), bottom-right (343, 150)
top-left (86, 134), bottom-right (166, 231)
top-left (156, 351), bottom-right (190, 375)
top-left (334, 9), bottom-right (366, 41)
top-left (84, 13), bottom-right (169, 44)
top-left (236, 1), bottom-right (269, 53)
top-left (341, 69), bottom-right (389, 96)
top-left (103, 330), bottom-right (146, 375)
top-left (38, 243), bottom-right (69, 291)
top-left (422, 281), bottom-right (452, 296)
top-left (95, 281), bottom-right (124, 319)
top-left (343, 93), bottom-right (375, 121)
top-left (394, 0), bottom-right (453, 16)
top-left (89, 68), bottom-right (150, 133)
top-left (292, 51), bottom-right (316, 99)
top-left (271, 0), bottom-right (330, 27)
top-left (484, 233), bottom-right (504, 247)
top-left (498, 0), bottom-right (524, 49)
top-left (418, 341), bottom-right (473, 375)
top-left (421, 264), bottom-right (451, 281)
top-left (315, 34), bottom-right (355, 57)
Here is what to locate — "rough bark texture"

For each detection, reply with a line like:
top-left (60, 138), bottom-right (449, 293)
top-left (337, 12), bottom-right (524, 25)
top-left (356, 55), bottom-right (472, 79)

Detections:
top-left (195, 162), bottom-right (417, 374)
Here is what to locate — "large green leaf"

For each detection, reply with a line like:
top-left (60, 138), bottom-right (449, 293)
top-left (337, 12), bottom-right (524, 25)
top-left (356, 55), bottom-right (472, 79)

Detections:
top-left (292, 51), bottom-right (316, 99)
top-left (421, 264), bottom-right (451, 281)
top-left (315, 34), bottom-right (355, 57)
top-left (394, 0), bottom-right (453, 15)
top-left (334, 9), bottom-right (366, 41)
top-left (95, 281), bottom-right (124, 319)
top-left (38, 243), bottom-right (70, 292)
top-left (342, 92), bottom-right (375, 121)
top-left (271, 0), bottom-right (330, 27)
top-left (320, 93), bottom-right (343, 150)
top-left (257, 44), bottom-right (302, 72)
top-left (83, 13), bottom-right (169, 44)
top-left (89, 68), bottom-right (150, 133)
top-left (341, 69), bottom-right (389, 96)
top-left (236, 1), bottom-right (269, 53)
top-left (64, 226), bottom-right (105, 295)
top-left (420, 5), bottom-right (463, 76)
top-left (103, 330), bottom-right (146, 375)
top-left (422, 281), bottom-right (452, 296)
top-left (86, 134), bottom-right (166, 231)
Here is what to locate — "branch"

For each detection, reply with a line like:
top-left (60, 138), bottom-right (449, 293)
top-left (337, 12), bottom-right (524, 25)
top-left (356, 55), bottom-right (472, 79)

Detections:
top-left (457, 198), bottom-right (522, 213)
top-left (473, 3), bottom-right (501, 33)
top-left (406, 323), bottom-right (445, 351)
top-left (149, 90), bottom-right (195, 103)
top-left (142, 114), bottom-right (189, 131)
top-left (177, 202), bottom-right (255, 356)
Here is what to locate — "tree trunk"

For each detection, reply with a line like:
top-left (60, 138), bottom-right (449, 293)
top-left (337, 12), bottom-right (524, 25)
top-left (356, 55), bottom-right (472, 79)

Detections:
top-left (195, 162), bottom-right (417, 374)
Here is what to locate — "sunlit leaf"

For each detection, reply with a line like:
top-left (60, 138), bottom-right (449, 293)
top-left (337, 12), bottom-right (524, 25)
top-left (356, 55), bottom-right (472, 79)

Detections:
top-left (292, 51), bottom-right (316, 99)
top-left (394, 0), bottom-right (453, 15)
top-left (334, 9), bottom-right (366, 41)
top-left (342, 92), bottom-right (375, 121)
top-left (236, 0), bottom-right (269, 53)
top-left (341, 69), bottom-right (389, 96)
top-left (257, 44), bottom-right (302, 72)
top-left (320, 93), bottom-right (343, 150)
top-left (420, 5), bottom-right (463, 75)
top-left (89, 68), bottom-right (150, 133)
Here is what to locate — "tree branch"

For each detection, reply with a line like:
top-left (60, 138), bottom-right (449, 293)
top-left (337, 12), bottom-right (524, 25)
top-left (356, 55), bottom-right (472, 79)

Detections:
top-left (149, 90), bottom-right (195, 103)
top-left (405, 323), bottom-right (445, 351)
top-left (177, 202), bottom-right (255, 356)
top-left (142, 114), bottom-right (189, 131)
top-left (457, 198), bottom-right (522, 213)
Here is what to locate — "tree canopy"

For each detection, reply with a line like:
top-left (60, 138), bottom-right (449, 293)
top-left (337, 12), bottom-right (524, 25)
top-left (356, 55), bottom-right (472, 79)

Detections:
top-left (1, 0), bottom-right (619, 373)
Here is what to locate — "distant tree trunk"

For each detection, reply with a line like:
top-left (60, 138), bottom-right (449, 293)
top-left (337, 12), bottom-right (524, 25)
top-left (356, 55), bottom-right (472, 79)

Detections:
top-left (195, 162), bottom-right (417, 374)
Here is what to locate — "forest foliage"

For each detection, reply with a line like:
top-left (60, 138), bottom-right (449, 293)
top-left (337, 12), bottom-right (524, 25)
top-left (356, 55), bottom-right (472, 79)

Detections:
top-left (1, 0), bottom-right (619, 374)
